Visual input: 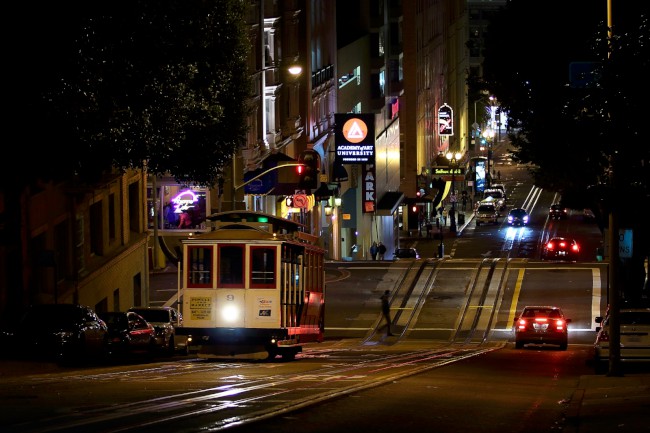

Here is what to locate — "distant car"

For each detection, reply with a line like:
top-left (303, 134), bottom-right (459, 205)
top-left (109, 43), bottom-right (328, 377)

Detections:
top-left (549, 203), bottom-right (568, 219)
top-left (583, 208), bottom-right (596, 222)
top-left (514, 306), bottom-right (571, 350)
top-left (100, 311), bottom-right (157, 358)
top-left (128, 306), bottom-right (189, 355)
top-left (475, 202), bottom-right (500, 225)
top-left (483, 188), bottom-right (506, 210)
top-left (541, 237), bottom-right (580, 261)
top-left (4, 304), bottom-right (109, 363)
top-left (491, 183), bottom-right (507, 198)
top-left (507, 208), bottom-right (529, 226)
top-left (593, 305), bottom-right (650, 373)
top-left (393, 247), bottom-right (420, 259)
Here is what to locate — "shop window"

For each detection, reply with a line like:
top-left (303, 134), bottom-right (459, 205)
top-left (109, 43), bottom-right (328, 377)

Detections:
top-left (188, 246), bottom-right (213, 287)
top-left (250, 246), bottom-right (276, 288)
top-left (148, 185), bottom-right (209, 231)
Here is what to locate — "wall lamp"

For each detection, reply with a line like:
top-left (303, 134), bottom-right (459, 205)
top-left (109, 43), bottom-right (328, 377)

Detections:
top-left (288, 65), bottom-right (303, 76)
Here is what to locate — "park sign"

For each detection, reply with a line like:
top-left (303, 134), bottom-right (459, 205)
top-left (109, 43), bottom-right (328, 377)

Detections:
top-left (334, 113), bottom-right (375, 165)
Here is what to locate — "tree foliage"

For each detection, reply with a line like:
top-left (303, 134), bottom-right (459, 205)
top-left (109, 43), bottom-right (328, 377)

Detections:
top-left (479, 1), bottom-right (649, 298)
top-left (6, 0), bottom-right (251, 188)
top-left (481, 1), bottom-right (648, 215)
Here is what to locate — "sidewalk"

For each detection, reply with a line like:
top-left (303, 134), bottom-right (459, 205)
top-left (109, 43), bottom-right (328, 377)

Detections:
top-left (564, 372), bottom-right (650, 432)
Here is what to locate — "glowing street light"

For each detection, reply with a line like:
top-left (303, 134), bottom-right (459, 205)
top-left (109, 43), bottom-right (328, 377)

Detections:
top-left (446, 151), bottom-right (463, 234)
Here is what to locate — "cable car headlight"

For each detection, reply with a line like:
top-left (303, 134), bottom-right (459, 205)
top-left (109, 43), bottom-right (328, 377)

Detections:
top-left (221, 305), bottom-right (240, 322)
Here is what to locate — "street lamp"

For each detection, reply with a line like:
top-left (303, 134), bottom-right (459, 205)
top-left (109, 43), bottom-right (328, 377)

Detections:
top-left (446, 151), bottom-right (462, 234)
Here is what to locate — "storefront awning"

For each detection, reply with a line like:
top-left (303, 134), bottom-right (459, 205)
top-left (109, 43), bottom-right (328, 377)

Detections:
top-left (376, 191), bottom-right (405, 216)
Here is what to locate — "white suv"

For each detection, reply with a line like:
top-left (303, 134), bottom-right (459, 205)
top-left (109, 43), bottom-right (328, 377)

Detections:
top-left (475, 202), bottom-right (500, 225)
top-left (593, 306), bottom-right (650, 373)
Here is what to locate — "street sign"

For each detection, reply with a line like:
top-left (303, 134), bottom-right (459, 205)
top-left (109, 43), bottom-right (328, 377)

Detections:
top-left (619, 229), bottom-right (633, 258)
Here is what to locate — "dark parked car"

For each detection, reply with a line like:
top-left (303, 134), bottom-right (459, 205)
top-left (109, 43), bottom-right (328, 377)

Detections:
top-left (393, 247), bottom-right (420, 259)
top-left (128, 306), bottom-right (189, 355)
top-left (4, 304), bottom-right (109, 363)
top-left (541, 237), bottom-right (580, 261)
top-left (514, 306), bottom-right (571, 350)
top-left (507, 208), bottom-right (529, 226)
top-left (549, 203), bottom-right (568, 219)
top-left (100, 311), bottom-right (157, 358)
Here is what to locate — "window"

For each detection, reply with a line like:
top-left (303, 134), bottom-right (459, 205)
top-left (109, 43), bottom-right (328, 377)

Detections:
top-left (188, 246), bottom-right (212, 287)
top-left (219, 245), bottom-right (244, 287)
top-left (251, 246), bottom-right (276, 288)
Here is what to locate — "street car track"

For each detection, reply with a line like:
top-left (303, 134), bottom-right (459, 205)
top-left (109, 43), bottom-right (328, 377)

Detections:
top-left (4, 345), bottom-right (498, 433)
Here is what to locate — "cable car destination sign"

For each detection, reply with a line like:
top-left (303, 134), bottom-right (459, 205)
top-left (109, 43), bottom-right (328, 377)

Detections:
top-left (334, 113), bottom-right (375, 164)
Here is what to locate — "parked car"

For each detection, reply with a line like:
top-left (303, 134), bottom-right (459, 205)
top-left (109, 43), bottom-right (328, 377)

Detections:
top-left (541, 237), bottom-right (580, 261)
top-left (593, 305), bottom-right (650, 373)
top-left (549, 203), bottom-right (568, 219)
top-left (128, 306), bottom-right (189, 355)
top-left (3, 304), bottom-right (109, 363)
top-left (507, 208), bottom-right (529, 226)
top-left (393, 247), bottom-right (420, 259)
top-left (100, 311), bottom-right (157, 358)
top-left (475, 201), bottom-right (500, 226)
top-left (514, 306), bottom-right (571, 350)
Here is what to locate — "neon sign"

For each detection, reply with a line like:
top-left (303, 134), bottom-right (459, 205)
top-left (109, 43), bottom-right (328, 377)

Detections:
top-left (172, 189), bottom-right (199, 213)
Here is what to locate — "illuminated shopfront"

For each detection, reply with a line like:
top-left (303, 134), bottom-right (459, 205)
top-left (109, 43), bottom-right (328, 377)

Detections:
top-left (147, 182), bottom-right (210, 232)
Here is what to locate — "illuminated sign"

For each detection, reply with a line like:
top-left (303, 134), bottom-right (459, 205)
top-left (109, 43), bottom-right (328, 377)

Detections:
top-left (172, 189), bottom-right (199, 213)
top-left (335, 113), bottom-right (375, 164)
top-left (438, 103), bottom-right (454, 136)
top-left (362, 163), bottom-right (376, 213)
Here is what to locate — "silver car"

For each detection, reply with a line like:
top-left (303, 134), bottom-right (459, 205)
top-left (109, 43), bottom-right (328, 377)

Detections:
top-left (128, 306), bottom-right (189, 355)
top-left (594, 306), bottom-right (650, 373)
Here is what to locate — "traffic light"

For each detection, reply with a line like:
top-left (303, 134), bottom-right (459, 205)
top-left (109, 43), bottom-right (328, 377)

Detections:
top-left (297, 150), bottom-right (319, 189)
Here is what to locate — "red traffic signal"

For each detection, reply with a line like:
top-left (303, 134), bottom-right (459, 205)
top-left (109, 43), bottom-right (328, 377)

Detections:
top-left (297, 150), bottom-right (319, 189)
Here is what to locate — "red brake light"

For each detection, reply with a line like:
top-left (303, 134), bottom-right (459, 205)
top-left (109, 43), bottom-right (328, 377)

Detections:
top-left (571, 243), bottom-right (580, 252)
top-left (546, 242), bottom-right (555, 250)
top-left (558, 240), bottom-right (567, 248)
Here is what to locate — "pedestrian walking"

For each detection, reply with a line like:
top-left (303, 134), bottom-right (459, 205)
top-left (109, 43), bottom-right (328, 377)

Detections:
top-left (377, 242), bottom-right (387, 260)
top-left (370, 242), bottom-right (378, 260)
top-left (380, 290), bottom-right (393, 336)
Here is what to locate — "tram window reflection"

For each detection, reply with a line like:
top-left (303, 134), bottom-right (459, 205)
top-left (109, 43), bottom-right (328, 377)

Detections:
top-left (219, 245), bottom-right (244, 287)
top-left (188, 246), bottom-right (212, 287)
top-left (251, 246), bottom-right (276, 288)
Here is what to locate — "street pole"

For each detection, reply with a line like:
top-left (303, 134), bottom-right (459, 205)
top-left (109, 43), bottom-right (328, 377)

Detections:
top-left (446, 151), bottom-right (462, 234)
top-left (483, 128), bottom-right (495, 190)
